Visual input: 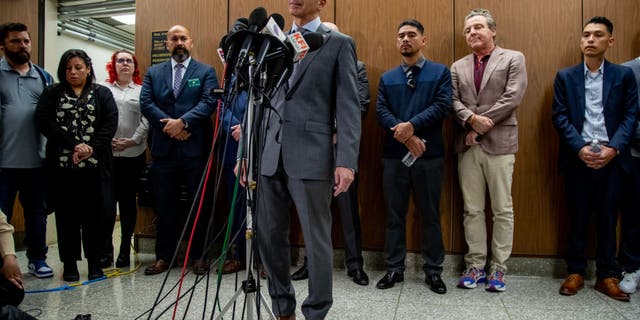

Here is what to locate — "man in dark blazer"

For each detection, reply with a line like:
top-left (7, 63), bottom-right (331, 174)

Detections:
top-left (375, 19), bottom-right (451, 294)
top-left (618, 55), bottom-right (640, 294)
top-left (552, 16), bottom-right (638, 302)
top-left (255, 1), bottom-right (361, 319)
top-left (140, 25), bottom-right (218, 276)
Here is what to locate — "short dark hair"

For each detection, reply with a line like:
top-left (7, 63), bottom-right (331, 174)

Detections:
top-left (585, 16), bottom-right (613, 34)
top-left (0, 22), bottom-right (29, 45)
top-left (57, 49), bottom-right (95, 91)
top-left (398, 19), bottom-right (424, 34)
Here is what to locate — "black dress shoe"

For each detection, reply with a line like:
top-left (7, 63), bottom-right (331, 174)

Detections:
top-left (115, 255), bottom-right (130, 268)
top-left (347, 268), bottom-right (369, 286)
top-left (376, 271), bottom-right (404, 289)
top-left (425, 274), bottom-right (447, 294)
top-left (99, 256), bottom-right (113, 269)
top-left (88, 261), bottom-right (105, 280)
top-left (63, 262), bottom-right (80, 282)
top-left (291, 257), bottom-right (308, 281)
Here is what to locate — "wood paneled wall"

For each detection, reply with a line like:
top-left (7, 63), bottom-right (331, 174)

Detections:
top-left (130, 0), bottom-right (640, 257)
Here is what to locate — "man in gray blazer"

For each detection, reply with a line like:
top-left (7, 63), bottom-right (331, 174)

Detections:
top-left (256, 1), bottom-right (361, 319)
top-left (451, 8), bottom-right (527, 292)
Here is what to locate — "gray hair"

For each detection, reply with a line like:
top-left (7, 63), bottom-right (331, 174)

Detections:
top-left (465, 8), bottom-right (496, 31)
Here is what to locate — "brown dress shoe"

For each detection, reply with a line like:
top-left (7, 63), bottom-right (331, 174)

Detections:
top-left (559, 273), bottom-right (584, 295)
top-left (145, 259), bottom-right (170, 275)
top-left (595, 277), bottom-right (630, 302)
top-left (276, 314), bottom-right (295, 320)
top-left (220, 259), bottom-right (243, 274)
top-left (192, 259), bottom-right (209, 275)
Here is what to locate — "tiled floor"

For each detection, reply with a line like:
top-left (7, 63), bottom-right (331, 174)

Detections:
top-left (12, 245), bottom-right (640, 320)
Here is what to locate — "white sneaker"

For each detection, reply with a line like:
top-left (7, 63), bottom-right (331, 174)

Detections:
top-left (619, 269), bottom-right (640, 294)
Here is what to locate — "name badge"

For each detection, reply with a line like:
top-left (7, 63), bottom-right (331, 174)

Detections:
top-left (187, 78), bottom-right (201, 88)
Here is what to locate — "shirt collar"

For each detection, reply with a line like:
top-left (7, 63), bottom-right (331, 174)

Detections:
top-left (401, 55), bottom-right (426, 73)
top-left (107, 80), bottom-right (136, 89)
top-left (584, 61), bottom-right (604, 77)
top-left (171, 57), bottom-right (191, 70)
top-left (0, 58), bottom-right (38, 77)
top-left (292, 16), bottom-right (322, 33)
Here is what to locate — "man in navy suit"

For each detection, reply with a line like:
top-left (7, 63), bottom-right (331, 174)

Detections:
top-left (140, 25), bottom-right (218, 276)
top-left (552, 16), bottom-right (638, 301)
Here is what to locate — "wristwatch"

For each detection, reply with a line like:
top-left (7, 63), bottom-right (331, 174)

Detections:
top-left (180, 118), bottom-right (189, 131)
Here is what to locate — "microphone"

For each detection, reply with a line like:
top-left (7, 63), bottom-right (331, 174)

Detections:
top-left (235, 7), bottom-right (268, 70)
top-left (263, 32), bottom-right (325, 62)
top-left (261, 13), bottom-right (286, 42)
top-left (230, 17), bottom-right (249, 33)
top-left (253, 14), bottom-right (287, 72)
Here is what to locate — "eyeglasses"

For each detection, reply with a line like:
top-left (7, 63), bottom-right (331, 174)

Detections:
top-left (116, 58), bottom-right (134, 64)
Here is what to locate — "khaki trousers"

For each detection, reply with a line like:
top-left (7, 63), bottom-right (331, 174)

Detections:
top-left (458, 145), bottom-right (515, 272)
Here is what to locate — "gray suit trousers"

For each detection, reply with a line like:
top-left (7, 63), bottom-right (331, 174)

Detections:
top-left (257, 168), bottom-right (333, 319)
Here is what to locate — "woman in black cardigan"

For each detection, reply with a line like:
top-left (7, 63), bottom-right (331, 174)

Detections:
top-left (35, 49), bottom-right (118, 282)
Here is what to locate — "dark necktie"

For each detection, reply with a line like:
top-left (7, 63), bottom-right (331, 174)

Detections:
top-left (174, 63), bottom-right (184, 97)
top-left (406, 66), bottom-right (416, 89)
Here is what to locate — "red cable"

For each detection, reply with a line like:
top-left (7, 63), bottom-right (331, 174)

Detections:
top-left (172, 62), bottom-right (228, 319)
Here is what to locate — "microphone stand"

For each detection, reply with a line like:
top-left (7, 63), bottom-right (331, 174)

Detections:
top-left (214, 57), bottom-right (276, 320)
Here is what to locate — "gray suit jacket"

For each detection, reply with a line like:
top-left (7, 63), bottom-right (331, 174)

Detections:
top-left (260, 24), bottom-right (361, 180)
top-left (451, 46), bottom-right (528, 155)
top-left (622, 57), bottom-right (640, 156)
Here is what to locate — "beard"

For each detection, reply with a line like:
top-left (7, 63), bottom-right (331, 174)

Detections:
top-left (5, 49), bottom-right (30, 64)
top-left (172, 46), bottom-right (190, 62)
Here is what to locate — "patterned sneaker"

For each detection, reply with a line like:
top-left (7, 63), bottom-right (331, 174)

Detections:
top-left (457, 266), bottom-right (486, 289)
top-left (619, 269), bottom-right (640, 294)
top-left (28, 260), bottom-right (54, 278)
top-left (486, 269), bottom-right (506, 292)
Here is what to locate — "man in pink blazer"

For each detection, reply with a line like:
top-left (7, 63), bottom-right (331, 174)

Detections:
top-left (451, 8), bottom-right (528, 292)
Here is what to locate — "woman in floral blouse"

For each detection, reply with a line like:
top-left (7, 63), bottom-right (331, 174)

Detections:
top-left (35, 49), bottom-right (117, 282)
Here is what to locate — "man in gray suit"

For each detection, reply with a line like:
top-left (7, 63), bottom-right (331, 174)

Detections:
top-left (451, 8), bottom-right (527, 292)
top-left (618, 55), bottom-right (640, 294)
top-left (256, 1), bottom-right (361, 319)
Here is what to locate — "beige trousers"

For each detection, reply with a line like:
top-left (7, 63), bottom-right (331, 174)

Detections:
top-left (458, 145), bottom-right (515, 272)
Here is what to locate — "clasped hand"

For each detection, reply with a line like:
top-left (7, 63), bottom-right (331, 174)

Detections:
top-left (579, 145), bottom-right (617, 169)
top-left (73, 143), bottom-right (93, 164)
top-left (161, 118), bottom-right (191, 141)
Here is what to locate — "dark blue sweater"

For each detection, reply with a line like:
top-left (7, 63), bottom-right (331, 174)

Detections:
top-left (376, 60), bottom-right (452, 158)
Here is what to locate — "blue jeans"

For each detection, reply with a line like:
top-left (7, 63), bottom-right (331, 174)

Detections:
top-left (0, 168), bottom-right (48, 261)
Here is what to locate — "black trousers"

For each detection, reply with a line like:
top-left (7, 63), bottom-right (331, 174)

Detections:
top-left (381, 157), bottom-right (445, 275)
top-left (150, 155), bottom-right (208, 262)
top-left (103, 154), bottom-right (146, 258)
top-left (619, 156), bottom-right (640, 273)
top-left (565, 161), bottom-right (621, 279)
top-left (334, 174), bottom-right (364, 270)
top-left (53, 168), bottom-right (103, 263)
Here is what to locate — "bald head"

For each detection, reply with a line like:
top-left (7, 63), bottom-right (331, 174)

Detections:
top-left (322, 22), bottom-right (339, 32)
top-left (166, 25), bottom-right (193, 62)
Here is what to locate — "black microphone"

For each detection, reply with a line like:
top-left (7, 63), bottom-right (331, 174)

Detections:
top-left (253, 13), bottom-right (288, 73)
top-left (302, 32), bottom-right (325, 53)
top-left (235, 7), bottom-right (268, 70)
top-left (230, 17), bottom-right (249, 33)
top-left (271, 13), bottom-right (285, 30)
top-left (263, 32), bottom-right (325, 62)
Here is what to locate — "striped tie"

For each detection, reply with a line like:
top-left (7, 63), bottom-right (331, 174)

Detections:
top-left (174, 63), bottom-right (184, 97)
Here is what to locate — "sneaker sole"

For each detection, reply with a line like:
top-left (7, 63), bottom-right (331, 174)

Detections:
top-left (486, 285), bottom-right (506, 292)
top-left (619, 285), bottom-right (636, 294)
top-left (29, 271), bottom-right (54, 278)
top-left (457, 278), bottom-right (486, 289)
